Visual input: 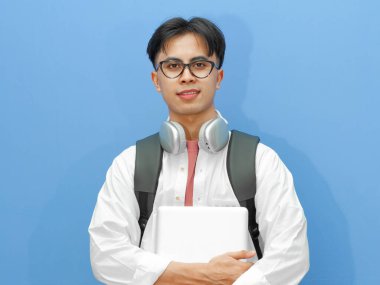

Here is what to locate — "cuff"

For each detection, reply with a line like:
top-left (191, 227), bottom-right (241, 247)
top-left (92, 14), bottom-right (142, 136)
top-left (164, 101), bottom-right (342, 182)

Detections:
top-left (233, 265), bottom-right (269, 285)
top-left (132, 251), bottom-right (172, 285)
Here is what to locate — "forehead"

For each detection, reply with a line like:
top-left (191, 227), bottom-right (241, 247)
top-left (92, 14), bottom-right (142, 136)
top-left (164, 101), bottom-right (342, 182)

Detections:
top-left (157, 33), bottom-right (214, 61)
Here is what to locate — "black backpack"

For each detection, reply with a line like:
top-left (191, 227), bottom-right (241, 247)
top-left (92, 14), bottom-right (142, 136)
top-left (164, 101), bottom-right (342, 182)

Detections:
top-left (134, 130), bottom-right (263, 259)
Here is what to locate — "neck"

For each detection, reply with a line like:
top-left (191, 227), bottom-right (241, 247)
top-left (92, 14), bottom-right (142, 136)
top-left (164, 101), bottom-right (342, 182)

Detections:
top-left (170, 108), bottom-right (217, 140)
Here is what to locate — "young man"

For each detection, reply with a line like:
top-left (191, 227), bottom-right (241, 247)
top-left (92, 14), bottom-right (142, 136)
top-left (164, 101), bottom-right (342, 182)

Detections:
top-left (89, 17), bottom-right (309, 285)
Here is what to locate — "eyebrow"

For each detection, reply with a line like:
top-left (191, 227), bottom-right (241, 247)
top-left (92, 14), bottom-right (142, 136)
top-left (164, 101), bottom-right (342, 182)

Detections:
top-left (161, 56), bottom-right (209, 62)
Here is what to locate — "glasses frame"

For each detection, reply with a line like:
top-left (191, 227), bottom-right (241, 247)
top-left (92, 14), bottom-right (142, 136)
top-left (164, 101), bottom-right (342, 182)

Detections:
top-left (155, 59), bottom-right (220, 79)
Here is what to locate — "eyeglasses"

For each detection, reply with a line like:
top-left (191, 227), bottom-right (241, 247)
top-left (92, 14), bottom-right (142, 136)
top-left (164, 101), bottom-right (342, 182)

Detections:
top-left (156, 60), bottom-right (219, 79)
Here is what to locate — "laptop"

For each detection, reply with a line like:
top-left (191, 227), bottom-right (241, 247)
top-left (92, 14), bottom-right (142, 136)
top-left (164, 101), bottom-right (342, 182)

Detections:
top-left (155, 206), bottom-right (249, 263)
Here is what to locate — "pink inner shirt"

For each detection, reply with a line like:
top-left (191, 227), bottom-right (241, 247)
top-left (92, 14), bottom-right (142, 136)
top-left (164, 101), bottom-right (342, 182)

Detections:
top-left (184, 140), bottom-right (199, 206)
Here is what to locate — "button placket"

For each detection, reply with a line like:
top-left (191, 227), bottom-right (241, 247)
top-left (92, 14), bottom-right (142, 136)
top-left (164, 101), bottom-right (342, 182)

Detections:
top-left (193, 150), bottom-right (205, 206)
top-left (174, 153), bottom-right (187, 204)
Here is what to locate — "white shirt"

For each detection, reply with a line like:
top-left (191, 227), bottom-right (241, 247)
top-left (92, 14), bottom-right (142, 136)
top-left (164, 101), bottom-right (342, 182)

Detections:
top-left (89, 140), bottom-right (309, 285)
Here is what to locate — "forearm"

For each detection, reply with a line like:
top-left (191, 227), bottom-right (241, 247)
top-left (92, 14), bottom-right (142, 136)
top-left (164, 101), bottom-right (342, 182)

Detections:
top-left (155, 262), bottom-right (211, 285)
top-left (90, 233), bottom-right (171, 285)
top-left (155, 251), bottom-right (255, 285)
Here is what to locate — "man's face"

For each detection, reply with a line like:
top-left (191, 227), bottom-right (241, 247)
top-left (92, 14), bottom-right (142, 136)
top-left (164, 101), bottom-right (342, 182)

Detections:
top-left (151, 33), bottom-right (224, 122)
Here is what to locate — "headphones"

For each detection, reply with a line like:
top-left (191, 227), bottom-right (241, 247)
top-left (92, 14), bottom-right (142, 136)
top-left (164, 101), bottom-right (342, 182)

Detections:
top-left (159, 117), bottom-right (229, 155)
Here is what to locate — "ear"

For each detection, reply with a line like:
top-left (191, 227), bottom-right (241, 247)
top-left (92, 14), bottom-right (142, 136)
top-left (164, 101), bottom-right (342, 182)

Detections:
top-left (151, 71), bottom-right (161, 92)
top-left (216, 69), bottom-right (224, 90)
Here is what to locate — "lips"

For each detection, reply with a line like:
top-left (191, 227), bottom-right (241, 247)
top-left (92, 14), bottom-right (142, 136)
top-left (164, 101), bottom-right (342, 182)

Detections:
top-left (176, 89), bottom-right (200, 100)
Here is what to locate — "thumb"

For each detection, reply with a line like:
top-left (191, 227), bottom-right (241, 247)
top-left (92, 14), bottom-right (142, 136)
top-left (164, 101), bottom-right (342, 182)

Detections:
top-left (226, 250), bottom-right (256, 260)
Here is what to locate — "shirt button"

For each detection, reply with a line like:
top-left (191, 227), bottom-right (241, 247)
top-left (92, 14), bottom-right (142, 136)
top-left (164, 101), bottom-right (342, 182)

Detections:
top-left (180, 167), bottom-right (185, 171)
top-left (176, 196), bottom-right (181, 201)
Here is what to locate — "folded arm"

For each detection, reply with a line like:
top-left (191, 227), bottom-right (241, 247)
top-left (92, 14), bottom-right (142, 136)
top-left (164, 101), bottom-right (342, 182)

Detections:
top-left (155, 251), bottom-right (255, 285)
top-left (233, 145), bottom-right (310, 285)
top-left (89, 148), bottom-right (171, 285)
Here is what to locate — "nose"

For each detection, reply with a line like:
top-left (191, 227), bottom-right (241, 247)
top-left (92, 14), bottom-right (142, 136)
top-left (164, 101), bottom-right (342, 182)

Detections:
top-left (179, 65), bottom-right (196, 83)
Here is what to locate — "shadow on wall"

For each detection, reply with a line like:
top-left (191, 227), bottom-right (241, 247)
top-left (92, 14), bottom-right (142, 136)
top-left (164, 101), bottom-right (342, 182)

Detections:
top-left (216, 14), bottom-right (355, 284)
top-left (264, 135), bottom-right (356, 285)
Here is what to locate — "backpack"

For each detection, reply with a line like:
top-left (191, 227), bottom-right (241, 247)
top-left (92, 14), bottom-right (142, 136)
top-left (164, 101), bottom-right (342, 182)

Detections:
top-left (134, 130), bottom-right (263, 259)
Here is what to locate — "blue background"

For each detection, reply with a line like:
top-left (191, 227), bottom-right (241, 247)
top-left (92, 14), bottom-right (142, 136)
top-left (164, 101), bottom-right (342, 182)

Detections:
top-left (1, 0), bottom-right (379, 284)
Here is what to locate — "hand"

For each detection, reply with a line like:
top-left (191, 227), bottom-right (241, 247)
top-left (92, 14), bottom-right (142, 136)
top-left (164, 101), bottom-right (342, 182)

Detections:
top-left (206, 250), bottom-right (256, 285)
top-left (154, 251), bottom-right (256, 285)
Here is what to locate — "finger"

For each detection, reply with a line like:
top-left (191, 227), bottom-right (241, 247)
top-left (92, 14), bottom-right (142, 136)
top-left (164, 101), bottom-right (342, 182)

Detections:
top-left (243, 261), bottom-right (254, 267)
top-left (242, 261), bottom-right (255, 270)
top-left (226, 250), bottom-right (256, 260)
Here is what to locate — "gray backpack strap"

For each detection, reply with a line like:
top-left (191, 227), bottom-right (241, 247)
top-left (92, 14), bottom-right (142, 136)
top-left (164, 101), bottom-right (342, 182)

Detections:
top-left (227, 130), bottom-right (262, 259)
top-left (134, 133), bottom-right (163, 246)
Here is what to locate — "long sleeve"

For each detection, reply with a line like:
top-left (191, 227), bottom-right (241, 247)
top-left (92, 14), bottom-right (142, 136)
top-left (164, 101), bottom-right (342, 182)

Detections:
top-left (233, 144), bottom-right (309, 285)
top-left (88, 146), bottom-right (171, 285)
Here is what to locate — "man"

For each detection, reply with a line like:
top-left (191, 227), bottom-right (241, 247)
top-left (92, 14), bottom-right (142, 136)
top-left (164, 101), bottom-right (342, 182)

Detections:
top-left (89, 17), bottom-right (309, 285)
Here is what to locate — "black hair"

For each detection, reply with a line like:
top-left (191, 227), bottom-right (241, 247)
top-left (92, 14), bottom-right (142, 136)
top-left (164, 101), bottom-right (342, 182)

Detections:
top-left (147, 17), bottom-right (226, 68)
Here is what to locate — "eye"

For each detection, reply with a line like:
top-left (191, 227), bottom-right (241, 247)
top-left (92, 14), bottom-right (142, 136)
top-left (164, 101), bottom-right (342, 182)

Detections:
top-left (164, 61), bottom-right (182, 70)
top-left (168, 63), bottom-right (179, 69)
top-left (192, 61), bottom-right (208, 69)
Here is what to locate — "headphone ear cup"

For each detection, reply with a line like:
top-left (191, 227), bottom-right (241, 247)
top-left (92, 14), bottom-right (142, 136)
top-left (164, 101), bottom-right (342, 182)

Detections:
top-left (199, 117), bottom-right (229, 153)
top-left (159, 121), bottom-right (186, 154)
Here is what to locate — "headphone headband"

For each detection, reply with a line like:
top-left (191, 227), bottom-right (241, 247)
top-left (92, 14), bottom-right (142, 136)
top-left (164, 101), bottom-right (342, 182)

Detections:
top-left (159, 117), bottom-right (229, 155)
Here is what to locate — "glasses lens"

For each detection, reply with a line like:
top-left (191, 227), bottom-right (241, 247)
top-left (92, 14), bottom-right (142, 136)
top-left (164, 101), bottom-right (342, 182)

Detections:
top-left (189, 61), bottom-right (213, 78)
top-left (161, 61), bottom-right (184, 78)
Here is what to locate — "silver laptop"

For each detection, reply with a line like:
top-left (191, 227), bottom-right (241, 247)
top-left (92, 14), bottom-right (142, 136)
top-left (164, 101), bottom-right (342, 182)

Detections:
top-left (155, 206), bottom-right (249, 263)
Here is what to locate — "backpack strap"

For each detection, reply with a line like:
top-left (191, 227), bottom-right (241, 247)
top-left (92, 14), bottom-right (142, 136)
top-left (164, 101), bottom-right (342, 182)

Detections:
top-left (134, 133), bottom-right (163, 247)
top-left (227, 130), bottom-right (262, 259)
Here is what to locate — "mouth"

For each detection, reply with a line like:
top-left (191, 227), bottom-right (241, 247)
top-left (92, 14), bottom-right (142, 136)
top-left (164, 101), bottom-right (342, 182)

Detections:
top-left (176, 89), bottom-right (200, 100)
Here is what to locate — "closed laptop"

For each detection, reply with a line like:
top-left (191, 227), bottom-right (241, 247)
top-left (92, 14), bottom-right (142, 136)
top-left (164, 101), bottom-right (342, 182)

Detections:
top-left (155, 206), bottom-right (249, 263)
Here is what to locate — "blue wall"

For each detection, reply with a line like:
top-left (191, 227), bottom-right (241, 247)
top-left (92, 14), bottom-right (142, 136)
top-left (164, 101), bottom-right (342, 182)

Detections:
top-left (1, 0), bottom-right (379, 284)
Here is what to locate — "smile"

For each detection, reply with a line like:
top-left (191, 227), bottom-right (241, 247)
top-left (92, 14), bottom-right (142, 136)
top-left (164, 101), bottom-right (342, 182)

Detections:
top-left (177, 89), bottom-right (200, 99)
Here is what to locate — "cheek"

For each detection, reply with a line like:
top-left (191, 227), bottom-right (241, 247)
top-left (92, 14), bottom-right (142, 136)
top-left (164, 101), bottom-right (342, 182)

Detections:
top-left (160, 83), bottom-right (178, 97)
top-left (205, 78), bottom-right (219, 92)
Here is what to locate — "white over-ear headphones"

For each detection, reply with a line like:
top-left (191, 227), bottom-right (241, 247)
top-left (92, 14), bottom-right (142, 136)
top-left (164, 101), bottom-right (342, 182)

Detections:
top-left (159, 117), bottom-right (229, 155)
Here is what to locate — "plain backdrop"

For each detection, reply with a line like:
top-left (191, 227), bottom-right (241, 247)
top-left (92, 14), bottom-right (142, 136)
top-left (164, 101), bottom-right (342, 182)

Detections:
top-left (1, 0), bottom-right (379, 284)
